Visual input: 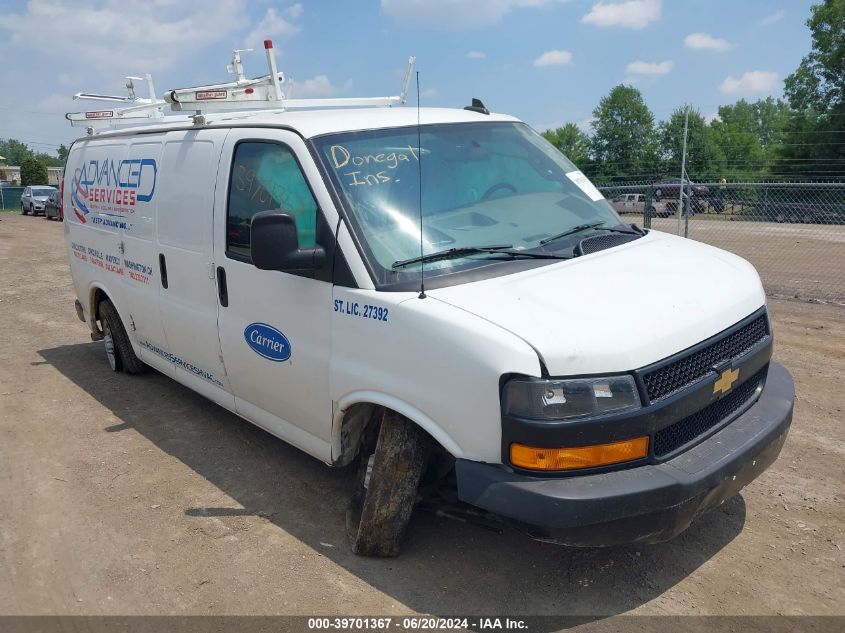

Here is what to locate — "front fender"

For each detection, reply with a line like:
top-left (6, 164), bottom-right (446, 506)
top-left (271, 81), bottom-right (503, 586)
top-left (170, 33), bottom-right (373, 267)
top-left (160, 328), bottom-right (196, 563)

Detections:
top-left (332, 390), bottom-right (464, 463)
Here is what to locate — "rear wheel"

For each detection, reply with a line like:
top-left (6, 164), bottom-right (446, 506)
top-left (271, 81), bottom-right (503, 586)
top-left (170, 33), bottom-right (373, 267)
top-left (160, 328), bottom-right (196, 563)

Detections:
top-left (99, 300), bottom-right (146, 374)
top-left (347, 410), bottom-right (430, 557)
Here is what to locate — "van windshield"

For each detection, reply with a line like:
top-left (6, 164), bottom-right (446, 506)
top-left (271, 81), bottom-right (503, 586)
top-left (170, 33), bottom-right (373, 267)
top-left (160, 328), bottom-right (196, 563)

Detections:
top-left (313, 121), bottom-right (628, 286)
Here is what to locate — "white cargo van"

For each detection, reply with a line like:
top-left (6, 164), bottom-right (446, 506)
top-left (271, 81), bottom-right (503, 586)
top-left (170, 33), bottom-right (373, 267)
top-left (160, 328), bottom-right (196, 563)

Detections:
top-left (62, 52), bottom-right (793, 557)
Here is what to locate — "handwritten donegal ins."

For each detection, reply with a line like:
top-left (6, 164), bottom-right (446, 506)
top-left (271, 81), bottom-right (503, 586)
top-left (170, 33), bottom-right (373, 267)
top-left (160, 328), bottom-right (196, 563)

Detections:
top-left (330, 144), bottom-right (419, 187)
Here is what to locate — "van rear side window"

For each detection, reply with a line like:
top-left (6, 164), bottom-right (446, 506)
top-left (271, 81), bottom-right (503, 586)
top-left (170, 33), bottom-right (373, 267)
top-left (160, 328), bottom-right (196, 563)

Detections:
top-left (226, 142), bottom-right (318, 260)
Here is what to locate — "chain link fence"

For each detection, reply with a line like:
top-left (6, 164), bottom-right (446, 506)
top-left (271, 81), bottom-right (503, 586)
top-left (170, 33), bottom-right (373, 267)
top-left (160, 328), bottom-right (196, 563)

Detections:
top-left (597, 181), bottom-right (845, 305)
top-left (0, 187), bottom-right (25, 211)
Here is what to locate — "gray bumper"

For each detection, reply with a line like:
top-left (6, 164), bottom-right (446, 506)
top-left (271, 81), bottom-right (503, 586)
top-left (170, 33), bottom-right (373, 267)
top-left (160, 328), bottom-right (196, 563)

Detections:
top-left (456, 361), bottom-right (794, 546)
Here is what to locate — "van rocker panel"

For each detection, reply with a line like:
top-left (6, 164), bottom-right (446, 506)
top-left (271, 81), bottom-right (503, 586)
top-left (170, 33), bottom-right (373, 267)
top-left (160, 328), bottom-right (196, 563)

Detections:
top-left (455, 361), bottom-right (793, 546)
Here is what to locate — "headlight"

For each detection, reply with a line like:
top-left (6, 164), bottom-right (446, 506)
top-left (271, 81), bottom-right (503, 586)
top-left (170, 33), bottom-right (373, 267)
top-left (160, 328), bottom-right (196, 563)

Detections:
top-left (504, 375), bottom-right (641, 421)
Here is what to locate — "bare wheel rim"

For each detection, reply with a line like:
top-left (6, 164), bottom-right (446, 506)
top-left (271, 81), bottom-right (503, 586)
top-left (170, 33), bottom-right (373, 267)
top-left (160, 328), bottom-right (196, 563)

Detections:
top-left (103, 322), bottom-right (117, 371)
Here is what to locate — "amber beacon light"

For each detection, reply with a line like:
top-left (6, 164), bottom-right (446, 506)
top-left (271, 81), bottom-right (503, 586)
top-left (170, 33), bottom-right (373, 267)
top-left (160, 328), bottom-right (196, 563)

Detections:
top-left (510, 437), bottom-right (649, 471)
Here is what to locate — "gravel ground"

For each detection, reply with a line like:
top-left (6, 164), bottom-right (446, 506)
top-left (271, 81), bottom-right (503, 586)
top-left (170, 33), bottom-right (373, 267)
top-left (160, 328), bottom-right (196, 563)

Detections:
top-left (0, 213), bottom-right (843, 618)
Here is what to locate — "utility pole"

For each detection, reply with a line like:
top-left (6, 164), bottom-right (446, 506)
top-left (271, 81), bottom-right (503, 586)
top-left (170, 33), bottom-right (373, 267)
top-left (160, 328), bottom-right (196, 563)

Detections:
top-left (677, 105), bottom-right (689, 237)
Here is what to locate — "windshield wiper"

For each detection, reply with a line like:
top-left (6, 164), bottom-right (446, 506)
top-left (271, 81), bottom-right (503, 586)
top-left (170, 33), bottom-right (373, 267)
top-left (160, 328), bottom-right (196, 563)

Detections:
top-left (392, 244), bottom-right (568, 269)
top-left (539, 221), bottom-right (642, 247)
top-left (539, 221), bottom-right (605, 245)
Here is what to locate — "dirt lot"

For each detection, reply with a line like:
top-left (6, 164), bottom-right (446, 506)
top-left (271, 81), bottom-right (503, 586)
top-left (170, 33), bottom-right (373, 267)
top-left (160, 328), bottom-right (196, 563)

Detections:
top-left (0, 213), bottom-right (843, 618)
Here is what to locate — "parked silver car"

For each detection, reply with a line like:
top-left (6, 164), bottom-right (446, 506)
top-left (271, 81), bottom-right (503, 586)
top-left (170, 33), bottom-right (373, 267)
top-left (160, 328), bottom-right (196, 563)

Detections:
top-left (21, 186), bottom-right (57, 216)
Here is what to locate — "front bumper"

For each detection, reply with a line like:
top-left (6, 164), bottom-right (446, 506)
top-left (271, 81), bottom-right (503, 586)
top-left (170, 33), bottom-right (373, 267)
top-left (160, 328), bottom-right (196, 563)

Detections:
top-left (455, 361), bottom-right (794, 546)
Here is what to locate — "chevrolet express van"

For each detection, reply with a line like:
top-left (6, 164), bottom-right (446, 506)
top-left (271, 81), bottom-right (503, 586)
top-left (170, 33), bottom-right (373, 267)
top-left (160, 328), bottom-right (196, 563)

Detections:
top-left (63, 107), bottom-right (794, 556)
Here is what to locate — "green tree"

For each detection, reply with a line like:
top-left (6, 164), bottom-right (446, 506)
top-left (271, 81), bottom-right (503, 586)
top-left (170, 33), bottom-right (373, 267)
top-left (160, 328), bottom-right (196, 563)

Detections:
top-left (706, 98), bottom-right (791, 180)
top-left (777, 0), bottom-right (845, 178)
top-left (659, 107), bottom-right (724, 180)
top-left (590, 85), bottom-right (659, 181)
top-left (57, 144), bottom-right (70, 163)
top-left (34, 151), bottom-right (64, 167)
top-left (542, 123), bottom-right (592, 170)
top-left (20, 156), bottom-right (48, 186)
top-left (0, 138), bottom-right (33, 165)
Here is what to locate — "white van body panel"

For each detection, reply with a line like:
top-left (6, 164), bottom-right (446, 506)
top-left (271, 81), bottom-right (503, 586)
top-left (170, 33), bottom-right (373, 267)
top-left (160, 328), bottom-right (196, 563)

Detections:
top-left (329, 287), bottom-right (541, 462)
top-left (429, 231), bottom-right (765, 376)
top-left (64, 130), bottom-right (235, 407)
top-left (119, 138), bottom-right (169, 373)
top-left (155, 129), bottom-right (232, 398)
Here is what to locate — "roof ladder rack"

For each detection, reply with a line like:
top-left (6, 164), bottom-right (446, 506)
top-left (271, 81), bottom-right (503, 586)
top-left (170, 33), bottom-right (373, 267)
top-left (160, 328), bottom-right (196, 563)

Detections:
top-left (65, 74), bottom-right (183, 135)
top-left (66, 40), bottom-right (416, 133)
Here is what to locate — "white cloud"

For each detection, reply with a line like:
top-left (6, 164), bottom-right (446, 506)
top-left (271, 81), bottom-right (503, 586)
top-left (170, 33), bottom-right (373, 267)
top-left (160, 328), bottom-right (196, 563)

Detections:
top-left (532, 117), bottom-right (595, 134)
top-left (293, 75), bottom-right (350, 98)
top-left (577, 117), bottom-right (596, 133)
top-left (760, 10), bottom-right (784, 26)
top-left (467, 51), bottom-right (487, 60)
top-left (243, 5), bottom-right (302, 49)
top-left (36, 93), bottom-right (78, 114)
top-left (719, 70), bottom-right (779, 95)
top-left (0, 0), bottom-right (250, 73)
top-left (532, 120), bottom-right (566, 132)
top-left (283, 4), bottom-right (304, 20)
top-left (421, 88), bottom-right (439, 99)
top-left (625, 60), bottom-right (673, 76)
top-left (381, 0), bottom-right (569, 29)
top-left (533, 49), bottom-right (573, 67)
top-left (582, 0), bottom-right (660, 29)
top-left (684, 32), bottom-right (732, 52)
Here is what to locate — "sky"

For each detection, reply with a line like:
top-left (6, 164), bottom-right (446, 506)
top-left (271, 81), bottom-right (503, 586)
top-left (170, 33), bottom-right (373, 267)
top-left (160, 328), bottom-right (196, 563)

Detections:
top-left (0, 0), bottom-right (819, 157)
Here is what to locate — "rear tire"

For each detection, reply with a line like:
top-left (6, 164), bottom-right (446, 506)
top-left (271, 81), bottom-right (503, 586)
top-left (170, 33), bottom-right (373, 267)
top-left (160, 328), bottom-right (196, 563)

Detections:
top-left (99, 300), bottom-right (146, 374)
top-left (347, 410), bottom-right (430, 557)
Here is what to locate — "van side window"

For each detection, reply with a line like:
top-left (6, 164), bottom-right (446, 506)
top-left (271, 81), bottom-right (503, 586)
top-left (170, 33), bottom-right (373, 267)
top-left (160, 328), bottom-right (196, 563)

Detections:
top-left (226, 142), bottom-right (318, 260)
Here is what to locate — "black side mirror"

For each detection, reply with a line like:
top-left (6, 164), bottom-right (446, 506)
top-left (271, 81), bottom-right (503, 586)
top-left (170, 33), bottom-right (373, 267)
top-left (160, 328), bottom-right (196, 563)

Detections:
top-left (250, 210), bottom-right (326, 272)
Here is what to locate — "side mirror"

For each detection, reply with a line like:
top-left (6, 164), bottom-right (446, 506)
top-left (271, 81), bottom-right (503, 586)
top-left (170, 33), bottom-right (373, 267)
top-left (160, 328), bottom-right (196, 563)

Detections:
top-left (250, 210), bottom-right (326, 272)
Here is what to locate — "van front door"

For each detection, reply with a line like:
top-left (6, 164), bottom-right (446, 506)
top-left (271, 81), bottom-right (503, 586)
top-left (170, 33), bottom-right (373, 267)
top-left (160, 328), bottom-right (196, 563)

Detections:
top-left (214, 130), bottom-right (335, 461)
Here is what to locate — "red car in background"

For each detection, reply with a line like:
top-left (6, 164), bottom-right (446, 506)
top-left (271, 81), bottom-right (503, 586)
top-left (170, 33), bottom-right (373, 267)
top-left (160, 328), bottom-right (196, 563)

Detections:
top-left (651, 178), bottom-right (710, 200)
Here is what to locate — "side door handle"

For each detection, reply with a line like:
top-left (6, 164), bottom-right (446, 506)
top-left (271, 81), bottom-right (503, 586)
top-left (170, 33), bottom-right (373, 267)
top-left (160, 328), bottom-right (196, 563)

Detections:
top-left (159, 253), bottom-right (168, 289)
top-left (216, 266), bottom-right (228, 307)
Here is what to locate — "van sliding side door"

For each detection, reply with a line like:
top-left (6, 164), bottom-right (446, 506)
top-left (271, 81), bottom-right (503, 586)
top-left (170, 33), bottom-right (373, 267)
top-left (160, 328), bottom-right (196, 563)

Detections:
top-left (154, 129), bottom-right (234, 407)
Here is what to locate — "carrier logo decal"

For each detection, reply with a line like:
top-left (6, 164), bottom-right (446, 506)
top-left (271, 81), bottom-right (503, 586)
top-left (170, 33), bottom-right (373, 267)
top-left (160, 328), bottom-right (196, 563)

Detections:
top-left (70, 157), bottom-right (158, 223)
top-left (244, 323), bottom-right (291, 362)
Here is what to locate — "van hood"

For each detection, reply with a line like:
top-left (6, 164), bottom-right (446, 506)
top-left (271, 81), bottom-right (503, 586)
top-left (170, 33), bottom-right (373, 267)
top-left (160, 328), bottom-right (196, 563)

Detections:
top-left (427, 232), bottom-right (766, 376)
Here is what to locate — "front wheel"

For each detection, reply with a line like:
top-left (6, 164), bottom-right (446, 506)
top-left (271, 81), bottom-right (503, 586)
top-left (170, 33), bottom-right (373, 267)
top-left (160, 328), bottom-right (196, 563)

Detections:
top-left (99, 300), bottom-right (146, 374)
top-left (347, 410), bottom-right (430, 557)
top-left (21, 204), bottom-right (27, 215)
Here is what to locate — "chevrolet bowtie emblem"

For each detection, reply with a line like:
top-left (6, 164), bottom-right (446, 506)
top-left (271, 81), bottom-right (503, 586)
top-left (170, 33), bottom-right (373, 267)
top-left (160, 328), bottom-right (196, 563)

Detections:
top-left (713, 367), bottom-right (739, 395)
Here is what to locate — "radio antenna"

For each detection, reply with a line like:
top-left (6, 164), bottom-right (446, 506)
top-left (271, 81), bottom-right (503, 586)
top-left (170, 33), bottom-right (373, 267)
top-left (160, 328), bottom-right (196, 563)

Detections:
top-left (416, 71), bottom-right (426, 299)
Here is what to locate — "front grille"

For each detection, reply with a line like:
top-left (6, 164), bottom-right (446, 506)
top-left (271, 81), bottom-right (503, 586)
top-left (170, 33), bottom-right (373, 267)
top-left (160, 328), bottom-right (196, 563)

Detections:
top-left (653, 366), bottom-right (766, 458)
top-left (576, 233), bottom-right (639, 255)
top-left (642, 313), bottom-right (769, 402)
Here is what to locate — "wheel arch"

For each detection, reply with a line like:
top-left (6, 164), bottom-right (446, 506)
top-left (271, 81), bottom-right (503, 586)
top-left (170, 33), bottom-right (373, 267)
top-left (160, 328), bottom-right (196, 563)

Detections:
top-left (86, 282), bottom-right (127, 340)
top-left (332, 391), bottom-right (464, 466)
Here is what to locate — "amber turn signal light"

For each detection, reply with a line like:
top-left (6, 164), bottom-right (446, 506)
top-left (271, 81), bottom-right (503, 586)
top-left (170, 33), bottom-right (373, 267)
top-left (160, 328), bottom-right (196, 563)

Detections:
top-left (510, 436), bottom-right (649, 471)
